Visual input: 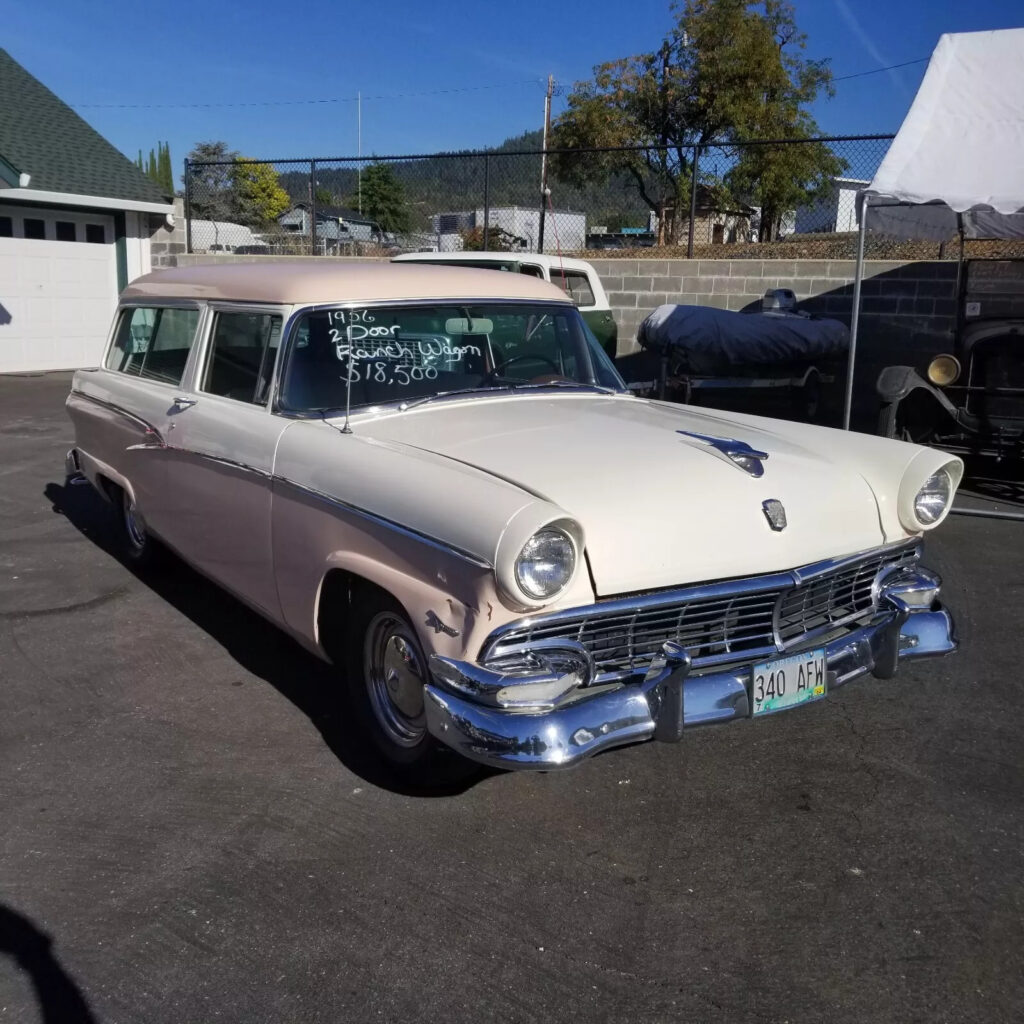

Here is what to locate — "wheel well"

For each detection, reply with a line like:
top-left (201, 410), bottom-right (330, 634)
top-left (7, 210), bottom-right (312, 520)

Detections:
top-left (316, 570), bottom-right (403, 666)
top-left (94, 474), bottom-right (120, 504)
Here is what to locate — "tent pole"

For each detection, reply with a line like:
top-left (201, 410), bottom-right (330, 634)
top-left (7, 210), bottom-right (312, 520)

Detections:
top-left (844, 196), bottom-right (869, 430)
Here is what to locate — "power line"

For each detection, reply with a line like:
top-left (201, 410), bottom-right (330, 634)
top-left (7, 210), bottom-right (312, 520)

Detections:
top-left (71, 79), bottom-right (544, 110)
top-left (833, 57), bottom-right (928, 82)
top-left (71, 56), bottom-right (930, 111)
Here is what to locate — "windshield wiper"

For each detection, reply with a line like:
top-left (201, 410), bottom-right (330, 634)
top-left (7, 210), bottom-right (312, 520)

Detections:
top-left (399, 385), bottom-right (516, 412)
top-left (507, 380), bottom-right (620, 394)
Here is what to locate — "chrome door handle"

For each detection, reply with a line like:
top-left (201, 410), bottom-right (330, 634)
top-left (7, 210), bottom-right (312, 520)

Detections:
top-left (173, 396), bottom-right (197, 408)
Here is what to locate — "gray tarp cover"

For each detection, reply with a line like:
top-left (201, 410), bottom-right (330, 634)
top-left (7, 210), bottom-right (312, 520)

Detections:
top-left (637, 305), bottom-right (850, 374)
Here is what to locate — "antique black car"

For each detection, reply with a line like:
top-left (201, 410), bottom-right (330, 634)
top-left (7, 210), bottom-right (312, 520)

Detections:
top-left (877, 259), bottom-right (1024, 459)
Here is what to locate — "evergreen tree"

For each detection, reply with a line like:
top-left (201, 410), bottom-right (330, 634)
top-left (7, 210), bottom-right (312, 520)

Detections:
top-left (347, 163), bottom-right (411, 234)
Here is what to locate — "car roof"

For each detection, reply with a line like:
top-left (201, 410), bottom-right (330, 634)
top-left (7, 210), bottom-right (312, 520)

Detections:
top-left (120, 261), bottom-right (575, 305)
top-left (392, 251), bottom-right (596, 274)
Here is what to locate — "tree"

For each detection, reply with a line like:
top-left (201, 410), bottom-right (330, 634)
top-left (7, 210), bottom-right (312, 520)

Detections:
top-left (157, 141), bottom-right (174, 194)
top-left (726, 120), bottom-right (846, 240)
top-left (314, 186), bottom-right (336, 207)
top-left (550, 0), bottom-right (833, 244)
top-left (348, 163), bottom-right (411, 234)
top-left (136, 141), bottom-right (174, 194)
top-left (230, 159), bottom-right (292, 227)
top-left (186, 141), bottom-right (239, 220)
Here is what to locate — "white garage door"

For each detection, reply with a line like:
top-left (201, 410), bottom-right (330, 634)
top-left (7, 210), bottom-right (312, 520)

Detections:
top-left (0, 205), bottom-right (118, 373)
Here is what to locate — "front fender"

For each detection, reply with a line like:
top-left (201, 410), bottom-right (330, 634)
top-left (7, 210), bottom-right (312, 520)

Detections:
top-left (876, 365), bottom-right (962, 438)
top-left (876, 365), bottom-right (929, 403)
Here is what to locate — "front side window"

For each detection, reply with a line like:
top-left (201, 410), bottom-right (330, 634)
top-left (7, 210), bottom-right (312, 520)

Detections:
top-left (105, 306), bottom-right (200, 384)
top-left (280, 302), bottom-right (625, 413)
top-left (202, 311), bottom-right (282, 404)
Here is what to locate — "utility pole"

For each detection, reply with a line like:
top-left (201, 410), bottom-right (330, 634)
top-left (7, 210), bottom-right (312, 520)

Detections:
top-left (537, 74), bottom-right (554, 254)
top-left (357, 90), bottom-right (362, 215)
top-left (658, 41), bottom-right (671, 246)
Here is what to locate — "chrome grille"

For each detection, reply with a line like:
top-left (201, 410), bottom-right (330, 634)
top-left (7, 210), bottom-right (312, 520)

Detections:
top-left (484, 544), bottom-right (920, 682)
top-left (778, 547), bottom-right (916, 643)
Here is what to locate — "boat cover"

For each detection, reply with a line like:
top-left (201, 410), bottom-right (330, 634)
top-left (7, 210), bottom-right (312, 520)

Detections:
top-left (637, 305), bottom-right (850, 374)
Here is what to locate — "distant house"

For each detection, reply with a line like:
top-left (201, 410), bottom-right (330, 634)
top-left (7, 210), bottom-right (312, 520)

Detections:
top-left (793, 177), bottom-right (869, 235)
top-left (0, 49), bottom-right (175, 373)
top-left (648, 185), bottom-right (755, 245)
top-left (278, 203), bottom-right (384, 249)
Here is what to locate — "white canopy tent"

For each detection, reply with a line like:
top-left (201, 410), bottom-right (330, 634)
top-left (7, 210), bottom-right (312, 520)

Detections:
top-left (844, 28), bottom-right (1024, 428)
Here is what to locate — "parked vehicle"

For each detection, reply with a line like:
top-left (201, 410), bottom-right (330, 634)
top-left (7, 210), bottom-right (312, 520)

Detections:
top-left (392, 251), bottom-right (618, 358)
top-left (877, 258), bottom-right (1024, 460)
top-left (630, 294), bottom-right (849, 422)
top-left (66, 263), bottom-right (960, 777)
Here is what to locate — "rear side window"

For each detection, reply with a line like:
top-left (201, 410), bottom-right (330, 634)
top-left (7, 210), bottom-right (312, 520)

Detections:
top-left (551, 270), bottom-right (596, 307)
top-left (105, 307), bottom-right (200, 385)
top-left (202, 311), bottom-right (282, 404)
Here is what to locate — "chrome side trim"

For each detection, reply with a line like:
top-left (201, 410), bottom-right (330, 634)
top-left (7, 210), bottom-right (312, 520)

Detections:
top-left (69, 390), bottom-right (166, 445)
top-left (480, 540), bottom-right (922, 664)
top-left (273, 475), bottom-right (494, 570)
top-left (70, 389), bottom-right (492, 569)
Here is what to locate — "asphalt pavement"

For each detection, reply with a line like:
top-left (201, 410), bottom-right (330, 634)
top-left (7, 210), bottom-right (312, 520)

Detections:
top-left (1, 372), bottom-right (1022, 1024)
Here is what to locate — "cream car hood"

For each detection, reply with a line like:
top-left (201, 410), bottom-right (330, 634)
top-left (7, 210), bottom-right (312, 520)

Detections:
top-left (357, 393), bottom-right (909, 596)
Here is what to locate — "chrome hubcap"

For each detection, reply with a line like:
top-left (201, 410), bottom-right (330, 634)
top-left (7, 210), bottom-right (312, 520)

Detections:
top-left (365, 613), bottom-right (427, 748)
top-left (123, 493), bottom-right (147, 550)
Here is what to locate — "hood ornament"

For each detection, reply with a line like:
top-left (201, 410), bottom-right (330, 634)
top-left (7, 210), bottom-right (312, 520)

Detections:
top-left (762, 499), bottom-right (787, 531)
top-left (676, 430), bottom-right (768, 478)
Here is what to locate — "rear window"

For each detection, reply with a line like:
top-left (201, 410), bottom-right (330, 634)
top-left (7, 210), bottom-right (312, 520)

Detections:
top-left (550, 269), bottom-right (596, 307)
top-left (105, 307), bottom-right (201, 385)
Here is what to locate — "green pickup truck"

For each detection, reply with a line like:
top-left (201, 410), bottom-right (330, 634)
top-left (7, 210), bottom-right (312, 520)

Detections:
top-left (392, 252), bottom-right (619, 358)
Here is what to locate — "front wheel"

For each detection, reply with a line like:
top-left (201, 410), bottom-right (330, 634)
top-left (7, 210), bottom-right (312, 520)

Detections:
top-left (345, 591), bottom-right (476, 782)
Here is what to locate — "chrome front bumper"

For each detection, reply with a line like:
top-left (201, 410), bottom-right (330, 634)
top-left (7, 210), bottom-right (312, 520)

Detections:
top-left (423, 572), bottom-right (956, 770)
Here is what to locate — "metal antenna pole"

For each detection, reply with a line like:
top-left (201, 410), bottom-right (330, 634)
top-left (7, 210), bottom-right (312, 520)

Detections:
top-left (341, 325), bottom-right (354, 434)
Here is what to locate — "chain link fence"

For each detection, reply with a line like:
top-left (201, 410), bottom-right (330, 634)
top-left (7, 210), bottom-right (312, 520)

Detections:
top-left (184, 135), bottom-right (1012, 262)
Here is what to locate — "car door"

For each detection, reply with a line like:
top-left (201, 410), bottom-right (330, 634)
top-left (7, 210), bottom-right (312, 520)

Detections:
top-left (70, 302), bottom-right (205, 537)
top-left (154, 305), bottom-right (290, 616)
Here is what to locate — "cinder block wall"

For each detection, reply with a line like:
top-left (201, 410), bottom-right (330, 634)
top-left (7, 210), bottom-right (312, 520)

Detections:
top-left (586, 258), bottom-right (959, 359)
top-left (149, 198), bottom-right (187, 269)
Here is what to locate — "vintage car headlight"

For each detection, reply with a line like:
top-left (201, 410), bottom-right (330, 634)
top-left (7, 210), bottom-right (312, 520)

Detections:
top-left (897, 454), bottom-right (962, 532)
top-left (927, 354), bottom-right (961, 386)
top-left (515, 528), bottom-right (576, 599)
top-left (913, 468), bottom-right (955, 525)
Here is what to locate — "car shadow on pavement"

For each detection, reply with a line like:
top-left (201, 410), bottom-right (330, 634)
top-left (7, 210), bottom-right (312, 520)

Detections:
top-left (44, 480), bottom-right (492, 798)
top-left (0, 903), bottom-right (97, 1024)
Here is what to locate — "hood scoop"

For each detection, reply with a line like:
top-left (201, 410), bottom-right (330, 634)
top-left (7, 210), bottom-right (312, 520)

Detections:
top-left (676, 429), bottom-right (769, 478)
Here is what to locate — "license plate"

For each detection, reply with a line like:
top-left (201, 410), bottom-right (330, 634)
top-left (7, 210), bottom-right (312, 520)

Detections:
top-left (751, 648), bottom-right (827, 717)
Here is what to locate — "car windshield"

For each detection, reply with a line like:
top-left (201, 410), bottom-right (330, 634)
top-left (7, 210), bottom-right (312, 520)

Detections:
top-left (279, 302), bottom-right (625, 413)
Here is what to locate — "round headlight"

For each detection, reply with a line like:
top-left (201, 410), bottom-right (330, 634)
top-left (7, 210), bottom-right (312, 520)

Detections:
top-left (914, 468), bottom-right (954, 525)
top-left (927, 354), bottom-right (961, 386)
top-left (514, 529), bottom-right (576, 600)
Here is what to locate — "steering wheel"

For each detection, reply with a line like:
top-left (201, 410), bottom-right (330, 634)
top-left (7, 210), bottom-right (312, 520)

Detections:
top-left (484, 352), bottom-right (561, 382)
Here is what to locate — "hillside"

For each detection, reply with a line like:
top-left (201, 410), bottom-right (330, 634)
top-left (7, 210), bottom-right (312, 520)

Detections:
top-left (278, 129), bottom-right (651, 231)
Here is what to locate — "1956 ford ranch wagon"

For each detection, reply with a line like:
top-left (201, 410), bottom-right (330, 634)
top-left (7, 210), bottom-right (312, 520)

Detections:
top-left (66, 262), bottom-right (961, 777)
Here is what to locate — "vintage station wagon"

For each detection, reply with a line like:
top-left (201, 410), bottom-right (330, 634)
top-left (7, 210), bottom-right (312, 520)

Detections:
top-left (66, 262), bottom-right (961, 777)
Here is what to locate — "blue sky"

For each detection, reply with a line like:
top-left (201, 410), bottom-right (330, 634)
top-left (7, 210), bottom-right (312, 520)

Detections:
top-left (4, 0), bottom-right (1021, 182)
